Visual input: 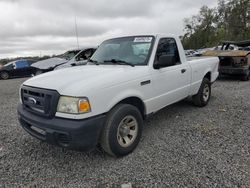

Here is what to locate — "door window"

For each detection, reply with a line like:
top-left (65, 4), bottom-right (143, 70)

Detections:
top-left (15, 60), bottom-right (29, 69)
top-left (154, 38), bottom-right (180, 66)
top-left (76, 49), bottom-right (93, 61)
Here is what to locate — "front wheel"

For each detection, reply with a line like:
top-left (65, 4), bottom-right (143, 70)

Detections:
top-left (100, 104), bottom-right (143, 157)
top-left (192, 78), bottom-right (211, 107)
top-left (0, 71), bottom-right (10, 80)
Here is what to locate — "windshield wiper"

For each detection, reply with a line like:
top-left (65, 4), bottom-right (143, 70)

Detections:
top-left (104, 59), bottom-right (134, 67)
top-left (88, 59), bottom-right (99, 65)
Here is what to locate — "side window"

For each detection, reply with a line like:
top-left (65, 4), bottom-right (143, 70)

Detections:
top-left (154, 38), bottom-right (180, 66)
top-left (10, 63), bottom-right (15, 69)
top-left (75, 50), bottom-right (92, 61)
top-left (15, 60), bottom-right (29, 69)
top-left (84, 49), bottom-right (94, 59)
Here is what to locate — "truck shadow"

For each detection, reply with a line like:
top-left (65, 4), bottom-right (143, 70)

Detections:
top-left (217, 74), bottom-right (246, 82)
top-left (19, 96), bottom-right (216, 164)
top-left (142, 99), bottom-right (200, 132)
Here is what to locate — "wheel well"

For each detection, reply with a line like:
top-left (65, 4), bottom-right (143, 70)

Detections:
top-left (204, 72), bottom-right (211, 81)
top-left (117, 97), bottom-right (146, 119)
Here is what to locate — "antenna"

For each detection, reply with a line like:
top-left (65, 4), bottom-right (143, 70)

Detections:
top-left (75, 16), bottom-right (79, 49)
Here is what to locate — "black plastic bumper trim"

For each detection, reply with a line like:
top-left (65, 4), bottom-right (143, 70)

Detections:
top-left (17, 104), bottom-right (106, 151)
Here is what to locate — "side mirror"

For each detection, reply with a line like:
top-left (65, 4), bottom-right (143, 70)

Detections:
top-left (154, 55), bottom-right (176, 69)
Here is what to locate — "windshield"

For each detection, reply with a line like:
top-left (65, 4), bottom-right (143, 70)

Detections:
top-left (4, 61), bottom-right (15, 67)
top-left (60, 50), bottom-right (80, 60)
top-left (90, 36), bottom-right (154, 66)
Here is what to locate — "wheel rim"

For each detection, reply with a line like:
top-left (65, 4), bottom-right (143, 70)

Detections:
top-left (1, 72), bottom-right (8, 79)
top-left (203, 84), bottom-right (210, 102)
top-left (117, 115), bottom-right (138, 148)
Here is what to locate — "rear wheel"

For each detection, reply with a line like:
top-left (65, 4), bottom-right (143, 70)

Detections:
top-left (192, 78), bottom-right (211, 107)
top-left (0, 72), bottom-right (9, 80)
top-left (100, 104), bottom-right (143, 157)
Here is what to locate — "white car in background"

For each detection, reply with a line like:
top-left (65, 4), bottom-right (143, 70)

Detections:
top-left (31, 48), bottom-right (96, 75)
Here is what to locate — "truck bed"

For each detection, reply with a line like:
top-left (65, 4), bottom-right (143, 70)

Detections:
top-left (187, 56), bottom-right (216, 61)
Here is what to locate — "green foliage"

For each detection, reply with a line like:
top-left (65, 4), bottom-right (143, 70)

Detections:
top-left (182, 0), bottom-right (250, 49)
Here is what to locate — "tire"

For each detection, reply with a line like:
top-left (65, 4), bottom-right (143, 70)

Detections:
top-left (0, 71), bottom-right (9, 80)
top-left (100, 104), bottom-right (143, 157)
top-left (192, 78), bottom-right (211, 107)
top-left (241, 71), bottom-right (249, 81)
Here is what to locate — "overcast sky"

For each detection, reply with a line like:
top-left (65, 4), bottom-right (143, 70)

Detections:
top-left (0, 0), bottom-right (217, 58)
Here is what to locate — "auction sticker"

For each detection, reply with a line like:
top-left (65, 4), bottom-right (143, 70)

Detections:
top-left (134, 37), bottom-right (152, 43)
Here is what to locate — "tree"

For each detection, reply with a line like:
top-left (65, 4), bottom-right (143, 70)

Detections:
top-left (182, 6), bottom-right (217, 49)
top-left (182, 0), bottom-right (250, 49)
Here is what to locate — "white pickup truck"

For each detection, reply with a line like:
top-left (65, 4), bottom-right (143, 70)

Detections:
top-left (18, 34), bottom-right (219, 157)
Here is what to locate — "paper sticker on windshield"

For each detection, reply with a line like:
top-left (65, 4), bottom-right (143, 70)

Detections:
top-left (134, 37), bottom-right (152, 43)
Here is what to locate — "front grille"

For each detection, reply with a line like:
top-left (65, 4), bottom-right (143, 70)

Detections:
top-left (219, 56), bottom-right (247, 67)
top-left (21, 85), bottom-right (60, 118)
top-left (219, 57), bottom-right (233, 66)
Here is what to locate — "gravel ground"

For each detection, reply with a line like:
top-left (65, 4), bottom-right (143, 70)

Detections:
top-left (0, 77), bottom-right (249, 188)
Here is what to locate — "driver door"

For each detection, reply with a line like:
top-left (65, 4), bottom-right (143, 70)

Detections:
top-left (150, 38), bottom-right (190, 112)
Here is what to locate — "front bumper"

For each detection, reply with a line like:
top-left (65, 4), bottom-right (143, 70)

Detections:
top-left (219, 66), bottom-right (249, 75)
top-left (17, 104), bottom-right (106, 151)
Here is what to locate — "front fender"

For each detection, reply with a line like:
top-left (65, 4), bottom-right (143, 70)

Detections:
top-left (106, 89), bottom-right (145, 112)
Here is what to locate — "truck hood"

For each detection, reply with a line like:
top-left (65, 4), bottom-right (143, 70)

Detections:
top-left (31, 57), bottom-right (68, 69)
top-left (23, 65), bottom-right (149, 96)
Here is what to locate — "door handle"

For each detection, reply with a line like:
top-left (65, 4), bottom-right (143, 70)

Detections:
top-left (181, 69), bottom-right (186, 73)
top-left (140, 80), bottom-right (151, 86)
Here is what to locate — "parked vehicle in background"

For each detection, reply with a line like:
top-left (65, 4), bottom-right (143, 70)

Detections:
top-left (185, 50), bottom-right (195, 57)
top-left (239, 46), bottom-right (250, 51)
top-left (55, 48), bottom-right (96, 70)
top-left (0, 59), bottom-right (37, 80)
top-left (204, 40), bottom-right (250, 81)
top-left (185, 49), bottom-right (203, 57)
top-left (31, 48), bottom-right (96, 75)
top-left (18, 34), bottom-right (219, 157)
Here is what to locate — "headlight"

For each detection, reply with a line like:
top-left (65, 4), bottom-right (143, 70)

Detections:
top-left (57, 96), bottom-right (91, 114)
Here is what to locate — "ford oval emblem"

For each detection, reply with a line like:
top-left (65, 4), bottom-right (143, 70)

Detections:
top-left (28, 97), bottom-right (37, 105)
